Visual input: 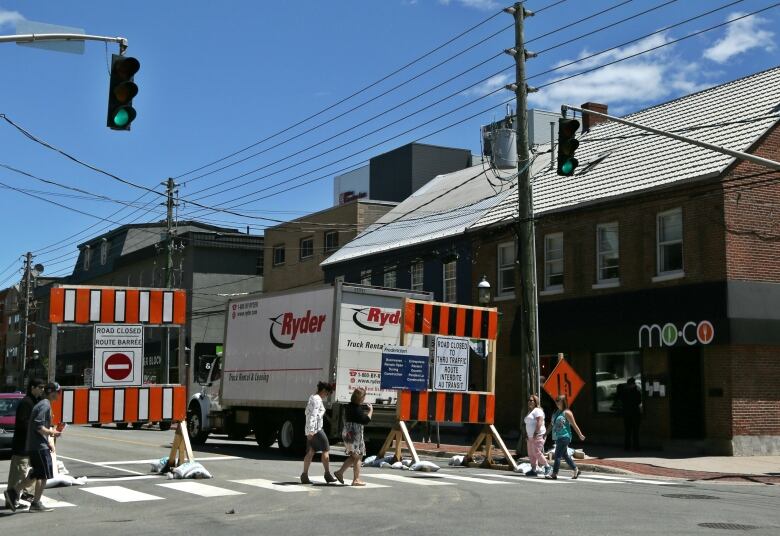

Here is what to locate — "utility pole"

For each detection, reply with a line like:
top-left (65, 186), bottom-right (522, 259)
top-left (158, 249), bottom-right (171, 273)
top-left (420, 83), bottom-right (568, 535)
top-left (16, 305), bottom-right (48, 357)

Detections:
top-left (506, 2), bottom-right (541, 416)
top-left (18, 252), bottom-right (33, 388)
top-left (163, 177), bottom-right (176, 384)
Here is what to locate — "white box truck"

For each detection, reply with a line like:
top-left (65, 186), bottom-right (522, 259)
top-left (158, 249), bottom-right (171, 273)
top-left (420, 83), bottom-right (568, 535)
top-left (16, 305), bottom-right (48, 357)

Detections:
top-left (186, 282), bottom-right (430, 453)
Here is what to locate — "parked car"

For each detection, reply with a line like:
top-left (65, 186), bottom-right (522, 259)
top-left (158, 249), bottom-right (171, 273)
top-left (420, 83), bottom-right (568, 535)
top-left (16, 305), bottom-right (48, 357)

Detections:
top-left (0, 392), bottom-right (24, 451)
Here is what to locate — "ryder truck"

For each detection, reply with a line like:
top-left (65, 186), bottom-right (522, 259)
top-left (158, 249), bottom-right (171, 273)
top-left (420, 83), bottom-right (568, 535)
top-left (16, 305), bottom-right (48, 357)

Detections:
top-left (186, 282), bottom-right (430, 453)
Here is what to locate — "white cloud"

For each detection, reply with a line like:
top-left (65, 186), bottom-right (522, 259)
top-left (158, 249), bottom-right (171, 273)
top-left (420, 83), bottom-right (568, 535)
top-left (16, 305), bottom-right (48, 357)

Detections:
top-left (527, 32), bottom-right (707, 111)
top-left (702, 12), bottom-right (776, 63)
top-left (439, 0), bottom-right (500, 10)
top-left (0, 7), bottom-right (24, 28)
top-left (462, 73), bottom-right (510, 98)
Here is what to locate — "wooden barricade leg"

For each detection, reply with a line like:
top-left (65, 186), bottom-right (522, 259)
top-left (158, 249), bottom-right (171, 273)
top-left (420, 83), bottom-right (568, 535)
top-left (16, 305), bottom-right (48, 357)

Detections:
top-left (378, 421), bottom-right (420, 465)
top-left (398, 421), bottom-right (420, 466)
top-left (490, 424), bottom-right (518, 472)
top-left (464, 424), bottom-right (517, 471)
top-left (167, 421), bottom-right (194, 468)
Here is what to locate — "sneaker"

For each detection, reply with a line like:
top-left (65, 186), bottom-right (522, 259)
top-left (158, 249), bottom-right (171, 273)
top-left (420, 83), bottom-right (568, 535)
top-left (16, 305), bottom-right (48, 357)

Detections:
top-left (572, 468), bottom-right (581, 480)
top-left (300, 473), bottom-right (312, 485)
top-left (544, 466), bottom-right (552, 477)
top-left (324, 472), bottom-right (337, 484)
top-left (525, 470), bottom-right (538, 477)
top-left (4, 490), bottom-right (17, 512)
top-left (545, 472), bottom-right (557, 480)
top-left (28, 501), bottom-right (53, 513)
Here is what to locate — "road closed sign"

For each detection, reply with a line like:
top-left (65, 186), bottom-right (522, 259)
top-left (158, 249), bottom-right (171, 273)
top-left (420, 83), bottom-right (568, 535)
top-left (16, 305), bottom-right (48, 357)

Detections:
top-left (433, 336), bottom-right (469, 392)
top-left (93, 324), bottom-right (144, 387)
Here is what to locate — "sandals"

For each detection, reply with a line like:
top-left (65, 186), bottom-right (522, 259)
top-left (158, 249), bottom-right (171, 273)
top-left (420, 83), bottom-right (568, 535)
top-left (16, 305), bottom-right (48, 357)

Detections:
top-left (351, 481), bottom-right (367, 487)
top-left (334, 471), bottom-right (345, 485)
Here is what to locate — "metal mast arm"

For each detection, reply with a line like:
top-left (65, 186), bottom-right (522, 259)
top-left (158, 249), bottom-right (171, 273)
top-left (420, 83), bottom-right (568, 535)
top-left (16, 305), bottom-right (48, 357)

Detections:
top-left (563, 104), bottom-right (780, 172)
top-left (0, 33), bottom-right (128, 53)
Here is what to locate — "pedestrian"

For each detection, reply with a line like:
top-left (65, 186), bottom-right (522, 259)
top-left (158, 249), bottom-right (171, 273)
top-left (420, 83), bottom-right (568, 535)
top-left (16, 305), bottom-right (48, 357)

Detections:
top-left (334, 387), bottom-right (373, 486)
top-left (4, 381), bottom-right (62, 513)
top-left (524, 394), bottom-right (551, 477)
top-left (545, 394), bottom-right (585, 480)
top-left (4, 377), bottom-right (45, 510)
top-left (301, 381), bottom-right (337, 485)
top-left (620, 377), bottom-right (642, 451)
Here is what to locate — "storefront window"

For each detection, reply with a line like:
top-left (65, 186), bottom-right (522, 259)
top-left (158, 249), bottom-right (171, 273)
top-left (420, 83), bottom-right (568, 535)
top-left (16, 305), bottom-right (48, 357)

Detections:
top-left (594, 351), bottom-right (642, 413)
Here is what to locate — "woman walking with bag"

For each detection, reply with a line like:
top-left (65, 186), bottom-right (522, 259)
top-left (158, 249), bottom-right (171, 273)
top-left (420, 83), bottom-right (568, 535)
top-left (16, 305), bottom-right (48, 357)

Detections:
top-left (301, 381), bottom-right (337, 485)
top-left (545, 394), bottom-right (585, 480)
top-left (334, 387), bottom-right (373, 487)
top-left (524, 394), bottom-right (551, 477)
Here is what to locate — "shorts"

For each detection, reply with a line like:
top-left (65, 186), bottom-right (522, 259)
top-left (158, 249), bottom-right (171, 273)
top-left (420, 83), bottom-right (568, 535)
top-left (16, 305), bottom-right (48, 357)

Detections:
top-left (307, 429), bottom-right (330, 453)
top-left (29, 449), bottom-right (54, 480)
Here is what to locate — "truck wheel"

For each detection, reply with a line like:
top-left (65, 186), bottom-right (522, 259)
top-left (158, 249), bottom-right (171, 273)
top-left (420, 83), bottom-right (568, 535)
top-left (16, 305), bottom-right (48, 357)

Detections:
top-left (254, 424), bottom-right (277, 449)
top-left (91, 423), bottom-right (102, 428)
top-left (116, 422), bottom-right (129, 430)
top-left (225, 421), bottom-right (250, 441)
top-left (187, 408), bottom-right (210, 445)
top-left (278, 413), bottom-right (306, 455)
top-left (158, 421), bottom-right (172, 432)
top-left (132, 422), bottom-right (144, 430)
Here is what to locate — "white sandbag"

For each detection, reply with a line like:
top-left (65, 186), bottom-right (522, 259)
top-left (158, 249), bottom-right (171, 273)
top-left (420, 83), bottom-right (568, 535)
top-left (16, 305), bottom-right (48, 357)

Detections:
top-left (150, 456), bottom-right (169, 473)
top-left (363, 455), bottom-right (377, 465)
top-left (378, 461), bottom-right (391, 468)
top-left (45, 474), bottom-right (87, 488)
top-left (401, 459), bottom-right (412, 467)
top-left (169, 461), bottom-right (212, 479)
top-left (449, 455), bottom-right (465, 466)
top-left (514, 462), bottom-right (532, 474)
top-left (410, 460), bottom-right (440, 472)
top-left (391, 461), bottom-right (404, 470)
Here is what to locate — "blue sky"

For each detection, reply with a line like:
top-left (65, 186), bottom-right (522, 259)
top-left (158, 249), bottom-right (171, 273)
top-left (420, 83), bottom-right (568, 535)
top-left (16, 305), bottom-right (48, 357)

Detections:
top-left (0, 0), bottom-right (777, 284)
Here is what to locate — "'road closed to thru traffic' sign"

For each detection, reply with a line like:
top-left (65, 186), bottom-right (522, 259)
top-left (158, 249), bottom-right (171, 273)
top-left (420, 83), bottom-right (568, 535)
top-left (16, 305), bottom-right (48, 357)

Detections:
top-left (433, 336), bottom-right (469, 392)
top-left (93, 324), bottom-right (144, 387)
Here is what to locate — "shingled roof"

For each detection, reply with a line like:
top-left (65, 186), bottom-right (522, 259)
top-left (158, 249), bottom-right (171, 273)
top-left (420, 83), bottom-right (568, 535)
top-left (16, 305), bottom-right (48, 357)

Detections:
top-left (323, 67), bottom-right (780, 266)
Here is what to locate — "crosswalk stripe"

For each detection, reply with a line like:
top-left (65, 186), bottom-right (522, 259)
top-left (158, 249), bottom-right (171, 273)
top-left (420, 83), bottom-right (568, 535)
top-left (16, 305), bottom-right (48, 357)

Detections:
top-left (364, 473), bottom-right (454, 486)
top-left (39, 496), bottom-right (76, 508)
top-left (82, 485), bottom-right (165, 502)
top-left (577, 474), bottom-right (676, 485)
top-left (341, 482), bottom-right (389, 489)
top-left (158, 482), bottom-right (245, 497)
top-left (429, 473), bottom-right (509, 485)
top-left (475, 472), bottom-right (619, 484)
top-left (230, 479), bottom-right (318, 493)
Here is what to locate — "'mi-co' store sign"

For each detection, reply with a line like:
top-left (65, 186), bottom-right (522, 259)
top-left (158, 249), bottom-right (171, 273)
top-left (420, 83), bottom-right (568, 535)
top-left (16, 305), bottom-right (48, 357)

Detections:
top-left (638, 320), bottom-right (715, 348)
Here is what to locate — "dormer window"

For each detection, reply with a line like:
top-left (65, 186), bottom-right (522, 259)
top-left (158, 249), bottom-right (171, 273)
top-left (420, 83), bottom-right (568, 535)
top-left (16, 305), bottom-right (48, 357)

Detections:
top-left (100, 240), bottom-right (110, 265)
top-left (83, 246), bottom-right (92, 271)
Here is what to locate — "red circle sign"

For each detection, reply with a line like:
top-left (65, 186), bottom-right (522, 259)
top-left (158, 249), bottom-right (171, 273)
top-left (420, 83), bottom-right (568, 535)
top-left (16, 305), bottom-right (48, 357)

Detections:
top-left (105, 353), bottom-right (133, 381)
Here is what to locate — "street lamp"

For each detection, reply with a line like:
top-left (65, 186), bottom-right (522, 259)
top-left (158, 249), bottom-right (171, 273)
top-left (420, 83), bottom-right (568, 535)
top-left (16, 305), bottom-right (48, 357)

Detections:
top-left (478, 275), bottom-right (491, 305)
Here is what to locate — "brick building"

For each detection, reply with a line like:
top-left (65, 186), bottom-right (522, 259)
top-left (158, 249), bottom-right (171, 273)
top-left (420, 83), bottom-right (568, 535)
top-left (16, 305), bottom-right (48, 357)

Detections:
top-left (324, 68), bottom-right (780, 455)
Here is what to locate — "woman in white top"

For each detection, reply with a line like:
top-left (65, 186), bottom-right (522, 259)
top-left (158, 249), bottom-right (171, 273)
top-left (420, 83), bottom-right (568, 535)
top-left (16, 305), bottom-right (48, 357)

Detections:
top-left (301, 381), bottom-right (337, 485)
top-left (524, 394), bottom-right (551, 477)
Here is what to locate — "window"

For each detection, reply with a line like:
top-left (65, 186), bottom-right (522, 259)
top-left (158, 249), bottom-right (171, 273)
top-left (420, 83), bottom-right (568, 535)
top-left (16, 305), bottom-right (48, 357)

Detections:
top-left (82, 246), bottom-right (92, 271)
top-left (596, 222), bottom-right (619, 283)
top-left (384, 266), bottom-right (397, 288)
top-left (299, 237), bottom-right (314, 260)
top-left (324, 231), bottom-right (339, 253)
top-left (273, 245), bottom-right (286, 266)
top-left (594, 352), bottom-right (642, 413)
top-left (443, 261), bottom-right (457, 303)
top-left (360, 269), bottom-right (372, 285)
top-left (100, 240), bottom-right (110, 265)
top-left (410, 262), bottom-right (424, 291)
top-left (657, 208), bottom-right (683, 275)
top-left (497, 241), bottom-right (515, 295)
top-left (544, 233), bottom-right (563, 290)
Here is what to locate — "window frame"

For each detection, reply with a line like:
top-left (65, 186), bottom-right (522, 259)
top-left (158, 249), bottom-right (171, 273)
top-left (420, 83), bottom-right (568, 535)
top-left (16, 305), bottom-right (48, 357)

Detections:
top-left (592, 351), bottom-right (643, 414)
top-left (383, 265), bottom-right (397, 289)
top-left (543, 232), bottom-right (564, 291)
top-left (497, 241), bottom-right (516, 296)
top-left (656, 208), bottom-right (683, 276)
top-left (360, 269), bottom-right (372, 286)
top-left (100, 240), bottom-right (110, 266)
top-left (82, 246), bottom-right (92, 271)
top-left (442, 260), bottom-right (457, 303)
top-left (299, 236), bottom-right (314, 260)
top-left (272, 244), bottom-right (286, 266)
top-left (596, 222), bottom-right (620, 284)
top-left (410, 261), bottom-right (424, 291)
top-left (324, 231), bottom-right (339, 253)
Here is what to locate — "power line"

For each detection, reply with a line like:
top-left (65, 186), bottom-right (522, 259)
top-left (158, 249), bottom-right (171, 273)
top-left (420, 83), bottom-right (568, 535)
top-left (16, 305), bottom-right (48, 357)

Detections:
top-left (174, 6), bottom-right (508, 180)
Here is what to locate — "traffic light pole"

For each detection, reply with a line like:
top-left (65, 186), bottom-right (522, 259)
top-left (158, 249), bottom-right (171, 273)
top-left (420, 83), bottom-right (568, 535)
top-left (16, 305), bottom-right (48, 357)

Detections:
top-left (507, 3), bottom-right (541, 421)
top-left (563, 104), bottom-right (780, 171)
top-left (0, 33), bottom-right (128, 53)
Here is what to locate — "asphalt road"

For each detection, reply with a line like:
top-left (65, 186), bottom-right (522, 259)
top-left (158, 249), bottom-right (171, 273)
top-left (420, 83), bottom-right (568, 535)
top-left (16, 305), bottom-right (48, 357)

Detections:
top-left (2, 425), bottom-right (779, 535)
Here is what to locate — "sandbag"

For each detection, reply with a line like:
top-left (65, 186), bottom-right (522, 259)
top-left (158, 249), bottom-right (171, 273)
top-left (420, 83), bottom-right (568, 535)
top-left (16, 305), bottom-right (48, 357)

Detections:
top-left (410, 460), bottom-right (440, 472)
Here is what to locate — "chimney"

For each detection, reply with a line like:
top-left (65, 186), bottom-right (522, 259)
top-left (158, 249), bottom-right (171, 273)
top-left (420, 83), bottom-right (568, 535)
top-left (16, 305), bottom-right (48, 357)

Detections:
top-left (581, 102), bottom-right (608, 132)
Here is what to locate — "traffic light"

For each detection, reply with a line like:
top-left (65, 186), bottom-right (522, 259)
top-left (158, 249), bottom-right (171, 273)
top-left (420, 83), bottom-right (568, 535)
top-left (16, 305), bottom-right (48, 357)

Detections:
top-left (557, 117), bottom-right (580, 176)
top-left (107, 54), bottom-right (140, 130)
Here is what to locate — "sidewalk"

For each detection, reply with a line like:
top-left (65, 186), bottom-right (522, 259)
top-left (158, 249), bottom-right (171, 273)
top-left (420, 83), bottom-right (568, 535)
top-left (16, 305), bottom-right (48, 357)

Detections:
top-left (405, 441), bottom-right (780, 484)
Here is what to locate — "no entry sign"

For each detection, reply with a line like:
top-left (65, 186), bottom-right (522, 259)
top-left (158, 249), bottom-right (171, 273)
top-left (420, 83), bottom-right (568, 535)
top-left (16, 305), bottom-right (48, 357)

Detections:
top-left (93, 324), bottom-right (144, 387)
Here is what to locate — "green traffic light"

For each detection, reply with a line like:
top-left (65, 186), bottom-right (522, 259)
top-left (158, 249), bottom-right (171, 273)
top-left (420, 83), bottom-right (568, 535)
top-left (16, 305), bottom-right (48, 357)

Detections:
top-left (113, 109), bottom-right (130, 127)
top-left (561, 159), bottom-right (576, 175)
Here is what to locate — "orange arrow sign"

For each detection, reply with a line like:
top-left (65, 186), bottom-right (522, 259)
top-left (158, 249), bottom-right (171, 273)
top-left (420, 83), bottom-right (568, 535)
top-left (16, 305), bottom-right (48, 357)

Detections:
top-left (543, 358), bottom-right (585, 405)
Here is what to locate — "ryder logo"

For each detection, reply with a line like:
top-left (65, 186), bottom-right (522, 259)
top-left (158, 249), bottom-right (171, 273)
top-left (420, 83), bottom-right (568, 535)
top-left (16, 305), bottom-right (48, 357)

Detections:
top-left (269, 310), bottom-right (327, 349)
top-left (351, 307), bottom-right (401, 332)
top-left (638, 320), bottom-right (715, 348)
